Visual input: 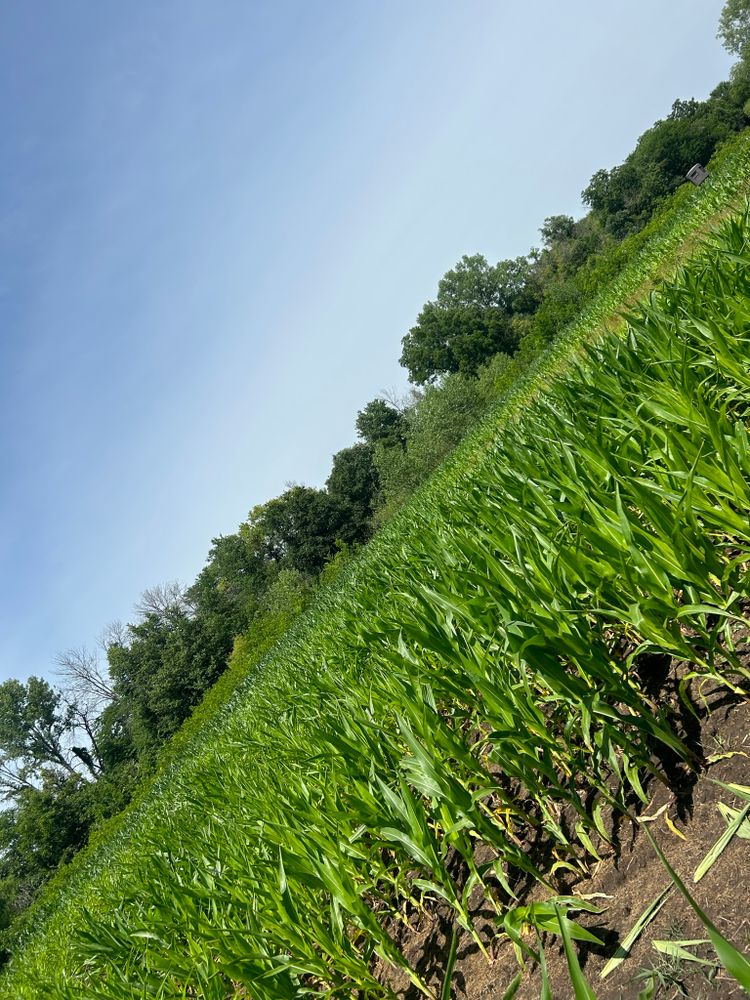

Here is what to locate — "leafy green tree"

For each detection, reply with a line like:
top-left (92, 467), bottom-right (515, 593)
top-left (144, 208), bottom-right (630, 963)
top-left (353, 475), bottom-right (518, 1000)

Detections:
top-left (0, 678), bottom-right (86, 796)
top-left (326, 443), bottom-right (379, 541)
top-left (0, 771), bottom-right (102, 954)
top-left (374, 372), bottom-right (485, 513)
top-left (530, 278), bottom-right (585, 344)
top-left (94, 701), bottom-right (137, 773)
top-left (106, 602), bottom-right (235, 761)
top-left (355, 399), bottom-right (406, 449)
top-left (243, 486), bottom-right (351, 576)
top-left (583, 92), bottom-right (746, 238)
top-left (188, 533), bottom-right (266, 632)
top-left (400, 303), bottom-right (516, 383)
top-left (537, 214), bottom-right (607, 284)
top-left (435, 253), bottom-right (540, 314)
top-left (254, 568), bottom-right (314, 640)
top-left (718, 0), bottom-right (750, 55)
top-left (434, 252), bottom-right (499, 307)
top-left (0, 775), bottom-right (94, 875)
top-left (539, 214), bottom-right (577, 246)
top-left (399, 254), bottom-right (540, 383)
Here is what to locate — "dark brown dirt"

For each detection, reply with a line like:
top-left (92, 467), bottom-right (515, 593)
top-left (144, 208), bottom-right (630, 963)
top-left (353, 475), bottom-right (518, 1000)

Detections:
top-left (375, 679), bottom-right (750, 1000)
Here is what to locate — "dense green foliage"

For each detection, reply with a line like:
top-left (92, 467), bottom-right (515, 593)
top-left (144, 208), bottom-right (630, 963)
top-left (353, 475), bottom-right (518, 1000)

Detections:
top-left (718, 0), bottom-right (750, 56)
top-left (325, 443), bottom-right (380, 541)
top-left (399, 254), bottom-right (538, 382)
top-left (581, 94), bottom-right (747, 238)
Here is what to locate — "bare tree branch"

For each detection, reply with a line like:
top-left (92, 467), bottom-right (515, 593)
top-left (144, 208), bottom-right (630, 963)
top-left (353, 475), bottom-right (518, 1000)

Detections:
top-left (133, 581), bottom-right (191, 619)
top-left (0, 760), bottom-right (35, 796)
top-left (379, 386), bottom-right (421, 414)
top-left (55, 646), bottom-right (114, 703)
top-left (99, 620), bottom-right (127, 651)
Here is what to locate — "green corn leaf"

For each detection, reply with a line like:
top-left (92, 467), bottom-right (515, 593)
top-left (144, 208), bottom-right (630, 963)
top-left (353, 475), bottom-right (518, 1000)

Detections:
top-left (501, 969), bottom-right (523, 1000)
top-left (717, 802), bottom-right (750, 839)
top-left (693, 801), bottom-right (750, 882)
top-left (599, 884), bottom-right (672, 978)
top-left (576, 822), bottom-right (604, 863)
top-left (710, 779), bottom-right (750, 802)
top-left (555, 904), bottom-right (599, 1000)
top-left (539, 943), bottom-right (553, 1000)
top-left (652, 939), bottom-right (714, 966)
top-left (440, 926), bottom-right (460, 1000)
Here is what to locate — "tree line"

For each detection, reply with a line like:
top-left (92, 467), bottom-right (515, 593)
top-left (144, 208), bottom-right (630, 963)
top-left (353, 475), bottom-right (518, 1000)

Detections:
top-left (1, 1), bottom-right (749, 959)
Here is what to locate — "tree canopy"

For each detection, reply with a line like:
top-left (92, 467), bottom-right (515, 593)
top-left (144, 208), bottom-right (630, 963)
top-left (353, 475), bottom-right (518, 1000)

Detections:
top-left (355, 399), bottom-right (406, 449)
top-left (719, 0), bottom-right (750, 55)
top-left (582, 94), bottom-right (748, 237)
top-left (326, 443), bottom-right (380, 542)
top-left (399, 254), bottom-right (539, 383)
top-left (243, 486), bottom-right (351, 576)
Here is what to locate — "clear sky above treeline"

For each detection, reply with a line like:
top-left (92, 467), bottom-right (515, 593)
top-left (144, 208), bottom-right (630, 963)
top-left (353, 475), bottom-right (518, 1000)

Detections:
top-left (0, 1), bottom-right (734, 684)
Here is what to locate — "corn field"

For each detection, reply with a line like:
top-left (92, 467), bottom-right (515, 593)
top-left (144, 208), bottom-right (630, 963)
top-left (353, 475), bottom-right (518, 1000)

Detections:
top-left (5, 138), bottom-right (750, 999)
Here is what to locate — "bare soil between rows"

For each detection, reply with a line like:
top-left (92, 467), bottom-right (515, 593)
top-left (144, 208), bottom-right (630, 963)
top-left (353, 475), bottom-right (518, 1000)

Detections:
top-left (376, 668), bottom-right (750, 1000)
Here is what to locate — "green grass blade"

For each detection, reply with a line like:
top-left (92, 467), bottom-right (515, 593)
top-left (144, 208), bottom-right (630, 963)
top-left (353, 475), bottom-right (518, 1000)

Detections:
top-left (637, 974), bottom-right (657, 1000)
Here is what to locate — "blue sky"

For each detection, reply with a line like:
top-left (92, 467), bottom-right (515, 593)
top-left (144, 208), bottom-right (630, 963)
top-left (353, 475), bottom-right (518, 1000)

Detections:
top-left (0, 1), bottom-right (734, 683)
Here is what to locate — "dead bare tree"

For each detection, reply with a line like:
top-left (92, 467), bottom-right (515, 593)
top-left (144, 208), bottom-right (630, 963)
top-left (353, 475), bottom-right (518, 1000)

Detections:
top-left (55, 646), bottom-right (114, 705)
top-left (54, 646), bottom-right (114, 777)
top-left (99, 619), bottom-right (128, 650)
